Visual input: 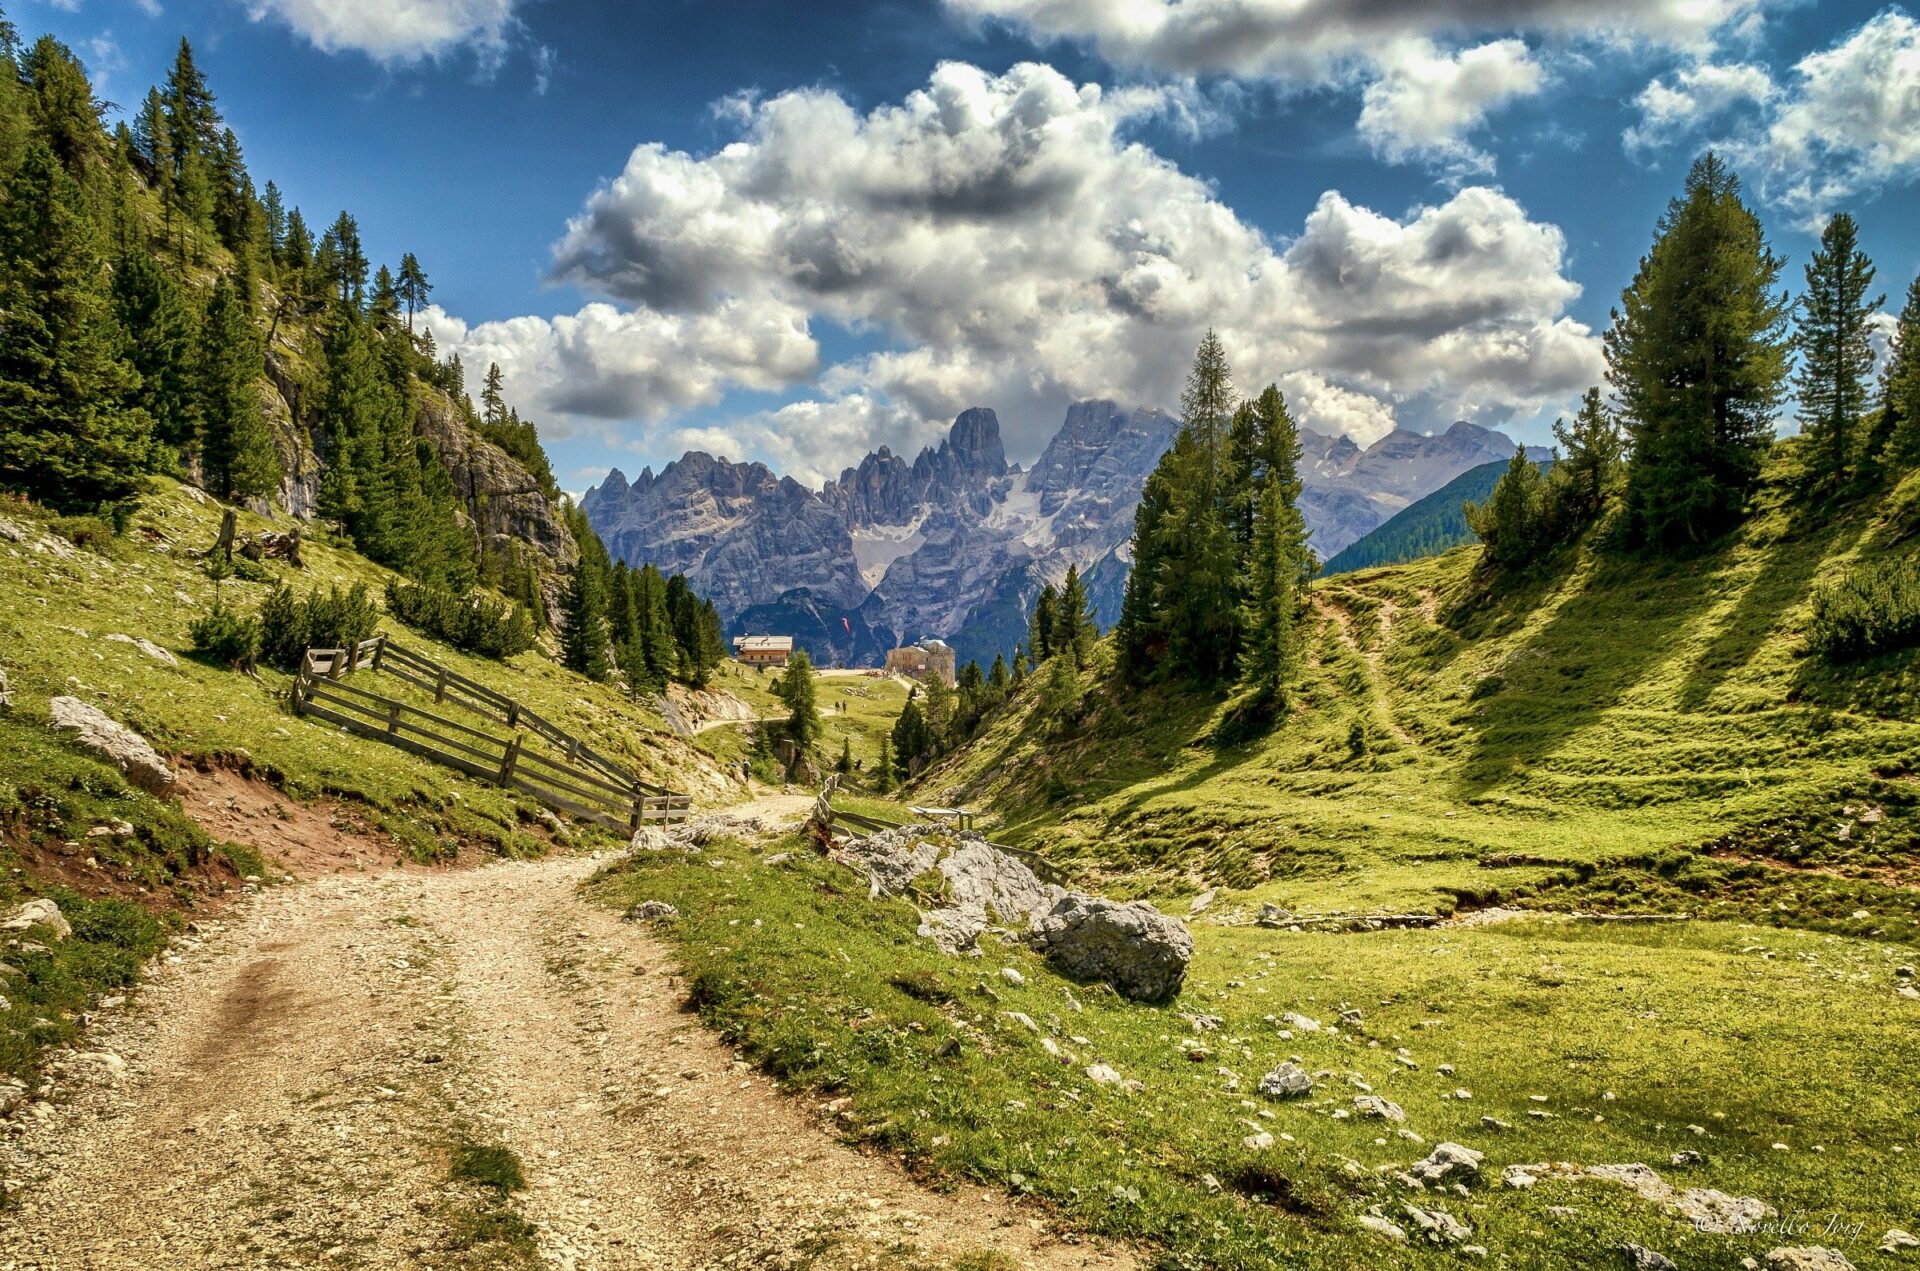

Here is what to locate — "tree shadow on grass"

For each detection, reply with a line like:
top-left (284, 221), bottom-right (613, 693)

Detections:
top-left (1454, 547), bottom-right (1731, 800)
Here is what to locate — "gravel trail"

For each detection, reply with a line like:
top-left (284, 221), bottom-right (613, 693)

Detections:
top-left (0, 796), bottom-right (1132, 1271)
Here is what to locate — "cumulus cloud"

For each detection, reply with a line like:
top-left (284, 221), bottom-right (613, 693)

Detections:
top-left (1358, 39), bottom-right (1545, 174)
top-left (943, 0), bottom-right (1763, 80)
top-left (1622, 60), bottom-right (1773, 153)
top-left (1624, 12), bottom-right (1920, 225)
top-left (445, 61), bottom-right (1600, 476)
top-left (242, 0), bottom-right (522, 67)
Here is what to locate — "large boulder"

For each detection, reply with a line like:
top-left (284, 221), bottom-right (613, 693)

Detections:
top-left (48, 697), bottom-right (175, 795)
top-left (1, 898), bottom-right (71, 941)
top-left (1029, 895), bottom-right (1192, 1003)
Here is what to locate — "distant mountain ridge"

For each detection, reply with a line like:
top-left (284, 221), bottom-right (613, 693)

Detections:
top-left (584, 404), bottom-right (1537, 665)
top-left (1320, 452), bottom-right (1554, 576)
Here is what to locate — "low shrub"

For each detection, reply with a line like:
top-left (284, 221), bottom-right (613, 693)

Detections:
top-left (1811, 556), bottom-right (1920, 662)
top-left (384, 579), bottom-right (535, 660)
top-left (187, 600), bottom-right (260, 670)
top-left (257, 581), bottom-right (379, 671)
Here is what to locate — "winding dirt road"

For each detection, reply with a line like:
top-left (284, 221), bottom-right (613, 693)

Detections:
top-left (0, 795), bottom-right (1132, 1271)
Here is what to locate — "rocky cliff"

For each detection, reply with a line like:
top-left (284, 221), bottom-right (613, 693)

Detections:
top-left (585, 403), bottom-right (1538, 666)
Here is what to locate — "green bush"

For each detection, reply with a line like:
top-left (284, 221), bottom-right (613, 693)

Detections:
top-left (256, 581), bottom-right (379, 671)
top-left (384, 579), bottom-right (535, 659)
top-left (187, 600), bottom-right (260, 670)
top-left (1812, 556), bottom-right (1920, 661)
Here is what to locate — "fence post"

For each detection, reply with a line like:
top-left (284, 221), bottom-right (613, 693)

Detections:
top-left (329, 651), bottom-right (343, 682)
top-left (434, 667), bottom-right (448, 704)
top-left (386, 700), bottom-right (401, 735)
top-left (371, 636), bottom-right (386, 673)
top-left (506, 702), bottom-right (519, 730)
top-left (630, 790), bottom-right (644, 833)
top-left (497, 734), bottom-right (522, 787)
top-left (291, 676), bottom-right (305, 716)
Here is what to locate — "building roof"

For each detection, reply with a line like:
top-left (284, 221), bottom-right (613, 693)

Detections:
top-left (733, 635), bottom-right (794, 653)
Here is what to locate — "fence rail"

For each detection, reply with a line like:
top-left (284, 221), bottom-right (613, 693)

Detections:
top-left (292, 637), bottom-right (689, 831)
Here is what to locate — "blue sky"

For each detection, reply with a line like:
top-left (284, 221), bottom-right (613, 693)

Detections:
top-left (21, 0), bottom-right (1920, 493)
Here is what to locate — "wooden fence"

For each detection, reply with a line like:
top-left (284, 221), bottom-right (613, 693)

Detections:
top-left (292, 636), bottom-right (690, 832)
top-left (814, 776), bottom-right (1063, 884)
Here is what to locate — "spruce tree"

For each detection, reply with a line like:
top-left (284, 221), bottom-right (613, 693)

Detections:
top-left (1546, 387), bottom-right (1624, 529)
top-left (1029, 584), bottom-right (1056, 661)
top-left (0, 140), bottom-right (148, 514)
top-left (778, 649), bottom-right (820, 749)
top-left (398, 253), bottom-right (430, 332)
top-left (1607, 153), bottom-right (1788, 548)
top-left (1465, 447), bottom-right (1547, 568)
top-left (198, 273), bottom-right (279, 499)
top-left (1235, 384), bottom-right (1313, 699)
top-left (560, 561), bottom-right (609, 681)
top-left (112, 250), bottom-right (200, 465)
top-left (21, 35), bottom-right (105, 173)
top-left (316, 307), bottom-right (387, 535)
top-left (1879, 274), bottom-right (1920, 468)
top-left (1792, 212), bottom-right (1881, 489)
top-left (988, 652), bottom-right (1011, 701)
top-left (875, 735), bottom-right (896, 792)
top-left (1051, 564), bottom-right (1097, 670)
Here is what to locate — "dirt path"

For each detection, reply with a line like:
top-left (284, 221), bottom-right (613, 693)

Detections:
top-left (0, 795), bottom-right (1132, 1270)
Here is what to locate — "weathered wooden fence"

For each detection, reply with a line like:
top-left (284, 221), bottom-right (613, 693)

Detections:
top-left (293, 635), bottom-right (691, 831)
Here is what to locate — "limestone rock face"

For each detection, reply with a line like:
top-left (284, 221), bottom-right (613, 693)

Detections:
top-left (48, 697), bottom-right (176, 795)
top-left (413, 393), bottom-right (578, 577)
top-left (1028, 895), bottom-right (1193, 1003)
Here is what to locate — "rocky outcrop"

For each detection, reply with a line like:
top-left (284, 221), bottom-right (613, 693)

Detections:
top-left (1, 898), bottom-right (72, 941)
top-left (48, 697), bottom-right (176, 795)
top-left (835, 824), bottom-right (1192, 999)
top-left (1028, 895), bottom-right (1193, 1003)
top-left (414, 393), bottom-right (578, 575)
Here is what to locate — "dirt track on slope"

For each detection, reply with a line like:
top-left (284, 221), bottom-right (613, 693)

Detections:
top-left (0, 794), bottom-right (1134, 1271)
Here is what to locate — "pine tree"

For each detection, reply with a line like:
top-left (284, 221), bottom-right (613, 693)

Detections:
top-left (890, 695), bottom-right (929, 781)
top-left (1012, 647), bottom-right (1029, 685)
top-left (778, 649), bottom-right (820, 749)
top-left (1029, 584), bottom-right (1057, 661)
top-left (198, 273), bottom-right (279, 499)
top-left (322, 211), bottom-right (367, 308)
top-left (1465, 447), bottom-right (1546, 568)
top-left (1051, 563), bottom-right (1097, 670)
top-left (875, 735), bottom-right (896, 792)
top-left (1235, 384), bottom-right (1313, 699)
top-left (162, 38), bottom-right (220, 163)
top-left (112, 250), bottom-right (200, 465)
top-left (369, 264), bottom-right (400, 330)
top-left (0, 140), bottom-right (148, 515)
top-left (1546, 387), bottom-right (1625, 529)
top-left (1879, 274), bottom-right (1920, 468)
top-left (1792, 212), bottom-right (1882, 489)
top-left (987, 652), bottom-right (1011, 701)
top-left (1607, 153), bottom-right (1788, 548)
top-left (560, 562), bottom-right (610, 681)
top-left (0, 24), bottom-right (31, 186)
top-left (316, 307), bottom-right (387, 533)
top-left (633, 564), bottom-right (678, 687)
top-left (398, 253), bottom-right (431, 332)
top-left (21, 35), bottom-right (105, 173)
top-left (836, 737), bottom-right (853, 776)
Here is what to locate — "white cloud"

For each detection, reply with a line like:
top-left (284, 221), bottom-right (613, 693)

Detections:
top-left (1625, 13), bottom-right (1920, 225)
top-left (943, 0), bottom-right (1763, 80)
top-left (242, 0), bottom-right (521, 67)
top-left (451, 61), bottom-right (1600, 475)
top-left (1358, 39), bottom-right (1545, 175)
top-left (1737, 10), bottom-right (1920, 223)
top-left (1622, 60), bottom-right (1773, 153)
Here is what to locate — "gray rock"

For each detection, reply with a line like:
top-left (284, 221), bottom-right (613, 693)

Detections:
top-left (1257, 1062), bottom-right (1313, 1099)
top-left (48, 696), bottom-right (176, 795)
top-left (622, 900), bottom-right (678, 922)
top-left (1029, 894), bottom-right (1193, 1003)
top-left (1, 898), bottom-right (71, 941)
top-left (1357, 1214), bottom-right (1407, 1242)
top-left (1403, 1204), bottom-right (1471, 1245)
top-left (1881, 1230), bottom-right (1918, 1254)
top-left (0, 665), bottom-right (11, 709)
top-left (1623, 1244), bottom-right (1678, 1271)
top-left (845, 825), bottom-right (1066, 955)
top-left (1763, 1250), bottom-right (1856, 1271)
top-left (1355, 1095), bottom-right (1406, 1122)
top-left (103, 633), bottom-right (179, 667)
top-left (1410, 1143), bottom-right (1483, 1186)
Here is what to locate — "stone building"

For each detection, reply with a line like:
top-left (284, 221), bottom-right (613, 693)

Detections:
top-left (732, 634), bottom-right (793, 668)
top-left (885, 638), bottom-right (957, 687)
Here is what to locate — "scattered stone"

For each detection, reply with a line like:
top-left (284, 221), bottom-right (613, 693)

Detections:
top-left (48, 697), bottom-right (176, 795)
top-left (1257, 1062), bottom-right (1313, 1099)
top-left (1242, 1130), bottom-right (1275, 1151)
top-left (1505, 1161), bottom-right (1776, 1234)
top-left (1409, 1143), bottom-right (1483, 1187)
top-left (1481, 1116), bottom-right (1513, 1132)
top-left (1354, 1095), bottom-right (1405, 1122)
top-left (1763, 1249), bottom-right (1856, 1271)
top-left (0, 666), bottom-right (11, 709)
top-left (1188, 888), bottom-right (1216, 915)
top-left (1, 898), bottom-right (71, 941)
top-left (1880, 1230), bottom-right (1918, 1254)
top-left (1085, 1064), bottom-right (1123, 1086)
top-left (1358, 1214), bottom-right (1407, 1243)
top-left (621, 901), bottom-right (678, 922)
top-left (1029, 894), bottom-right (1193, 1003)
top-left (1623, 1243), bottom-right (1678, 1271)
top-left (102, 633), bottom-right (179, 667)
top-left (1402, 1204), bottom-right (1471, 1246)
top-left (1000, 967), bottom-right (1026, 987)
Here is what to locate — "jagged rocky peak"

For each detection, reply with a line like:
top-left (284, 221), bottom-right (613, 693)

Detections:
top-left (826, 407), bottom-right (1010, 526)
top-left (1029, 400), bottom-right (1179, 518)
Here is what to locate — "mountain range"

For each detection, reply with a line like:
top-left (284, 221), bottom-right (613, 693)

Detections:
top-left (583, 403), bottom-right (1538, 666)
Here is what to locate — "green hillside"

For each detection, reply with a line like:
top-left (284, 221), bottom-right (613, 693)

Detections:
top-left (595, 451), bottom-right (1920, 1268)
top-left (1320, 458), bottom-right (1518, 575)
